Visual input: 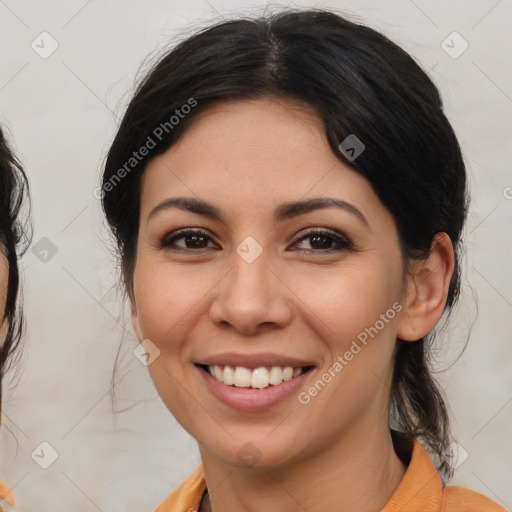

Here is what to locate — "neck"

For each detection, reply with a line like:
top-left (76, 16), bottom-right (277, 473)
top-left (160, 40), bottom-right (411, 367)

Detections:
top-left (199, 427), bottom-right (407, 512)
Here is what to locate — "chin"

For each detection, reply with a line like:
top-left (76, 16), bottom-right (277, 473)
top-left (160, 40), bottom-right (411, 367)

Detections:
top-left (202, 434), bottom-right (304, 471)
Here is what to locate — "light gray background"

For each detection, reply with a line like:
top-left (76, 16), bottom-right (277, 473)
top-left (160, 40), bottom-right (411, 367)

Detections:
top-left (0, 0), bottom-right (510, 510)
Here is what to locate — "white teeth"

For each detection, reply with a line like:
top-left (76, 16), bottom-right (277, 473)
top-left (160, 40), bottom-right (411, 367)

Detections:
top-left (233, 367), bottom-right (252, 387)
top-left (251, 367), bottom-right (269, 389)
top-left (269, 366), bottom-right (283, 385)
top-left (214, 365), bottom-right (223, 381)
top-left (207, 364), bottom-right (305, 389)
top-left (282, 367), bottom-right (293, 381)
top-left (223, 365), bottom-right (235, 385)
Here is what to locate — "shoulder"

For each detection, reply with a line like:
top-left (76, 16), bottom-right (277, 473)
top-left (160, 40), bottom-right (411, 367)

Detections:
top-left (154, 465), bottom-right (206, 512)
top-left (441, 485), bottom-right (508, 511)
top-left (383, 434), bottom-right (508, 512)
top-left (0, 478), bottom-right (15, 508)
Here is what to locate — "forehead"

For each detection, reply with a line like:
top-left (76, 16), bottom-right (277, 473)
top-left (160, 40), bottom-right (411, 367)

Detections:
top-left (139, 97), bottom-right (381, 223)
top-left (165, 97), bottom-right (328, 167)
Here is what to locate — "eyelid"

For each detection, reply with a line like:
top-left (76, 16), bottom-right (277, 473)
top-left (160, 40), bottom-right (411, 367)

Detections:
top-left (161, 226), bottom-right (353, 253)
top-left (290, 227), bottom-right (353, 251)
top-left (161, 227), bottom-right (217, 249)
top-left (292, 226), bottom-right (350, 242)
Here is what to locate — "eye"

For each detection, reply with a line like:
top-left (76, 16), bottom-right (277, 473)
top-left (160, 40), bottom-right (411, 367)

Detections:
top-left (291, 229), bottom-right (352, 253)
top-left (160, 228), bottom-right (352, 254)
top-left (161, 229), bottom-right (217, 251)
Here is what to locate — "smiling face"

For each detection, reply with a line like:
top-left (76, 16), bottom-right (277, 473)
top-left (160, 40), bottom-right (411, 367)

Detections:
top-left (130, 97), bottom-right (412, 470)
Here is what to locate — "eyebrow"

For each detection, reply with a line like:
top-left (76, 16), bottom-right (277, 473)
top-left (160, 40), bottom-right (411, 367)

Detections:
top-left (148, 196), bottom-right (368, 226)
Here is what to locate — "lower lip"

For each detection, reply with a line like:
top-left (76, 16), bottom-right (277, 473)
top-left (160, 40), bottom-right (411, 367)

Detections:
top-left (196, 365), bottom-right (314, 412)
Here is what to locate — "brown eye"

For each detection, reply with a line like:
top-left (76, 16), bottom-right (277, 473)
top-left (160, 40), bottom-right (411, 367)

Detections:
top-left (161, 229), bottom-right (216, 251)
top-left (292, 229), bottom-right (352, 253)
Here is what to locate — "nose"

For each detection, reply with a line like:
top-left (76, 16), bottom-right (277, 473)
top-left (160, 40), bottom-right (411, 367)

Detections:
top-left (208, 249), bottom-right (293, 336)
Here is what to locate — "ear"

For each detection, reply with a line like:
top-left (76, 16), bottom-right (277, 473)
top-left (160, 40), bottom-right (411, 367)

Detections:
top-left (396, 232), bottom-right (455, 341)
top-left (130, 298), bottom-right (144, 342)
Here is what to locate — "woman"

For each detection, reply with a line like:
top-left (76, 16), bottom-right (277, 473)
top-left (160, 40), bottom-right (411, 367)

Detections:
top-left (101, 9), bottom-right (507, 511)
top-left (0, 125), bottom-right (30, 509)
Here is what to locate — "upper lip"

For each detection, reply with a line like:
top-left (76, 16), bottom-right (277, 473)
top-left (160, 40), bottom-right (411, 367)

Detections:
top-left (196, 352), bottom-right (316, 369)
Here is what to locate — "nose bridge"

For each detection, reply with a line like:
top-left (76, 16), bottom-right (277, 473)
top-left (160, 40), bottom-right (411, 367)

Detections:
top-left (209, 239), bottom-right (291, 333)
top-left (228, 244), bottom-right (272, 306)
top-left (226, 231), bottom-right (271, 296)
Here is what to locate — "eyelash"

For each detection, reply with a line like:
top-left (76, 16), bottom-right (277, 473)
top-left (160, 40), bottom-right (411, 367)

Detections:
top-left (161, 228), bottom-right (353, 254)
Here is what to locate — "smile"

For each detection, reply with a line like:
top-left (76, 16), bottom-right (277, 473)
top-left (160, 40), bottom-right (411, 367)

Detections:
top-left (195, 357), bottom-right (316, 412)
top-left (204, 364), bottom-right (307, 389)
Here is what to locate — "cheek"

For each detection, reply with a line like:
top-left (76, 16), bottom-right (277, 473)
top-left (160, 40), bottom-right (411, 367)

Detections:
top-left (133, 261), bottom-right (204, 428)
top-left (289, 261), bottom-right (401, 412)
top-left (289, 262), bottom-right (401, 348)
top-left (132, 258), bottom-right (210, 353)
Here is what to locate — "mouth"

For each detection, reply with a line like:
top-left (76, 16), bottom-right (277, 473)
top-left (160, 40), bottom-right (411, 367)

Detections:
top-left (194, 353), bottom-right (317, 411)
top-left (197, 364), bottom-right (315, 390)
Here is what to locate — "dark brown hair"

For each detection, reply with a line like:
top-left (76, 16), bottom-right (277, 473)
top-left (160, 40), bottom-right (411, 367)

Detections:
top-left (0, 124), bottom-right (31, 417)
top-left (101, 9), bottom-right (468, 477)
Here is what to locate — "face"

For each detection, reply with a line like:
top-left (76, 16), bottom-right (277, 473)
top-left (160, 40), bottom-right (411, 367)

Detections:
top-left (131, 97), bottom-right (410, 470)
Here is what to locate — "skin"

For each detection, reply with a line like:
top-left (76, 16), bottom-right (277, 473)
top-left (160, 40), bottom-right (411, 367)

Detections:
top-left (0, 252), bottom-right (9, 342)
top-left (0, 252), bottom-right (16, 506)
top-left (130, 97), bottom-right (454, 512)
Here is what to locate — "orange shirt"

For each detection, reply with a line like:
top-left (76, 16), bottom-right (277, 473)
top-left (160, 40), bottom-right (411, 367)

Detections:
top-left (0, 478), bottom-right (15, 508)
top-left (154, 440), bottom-right (507, 512)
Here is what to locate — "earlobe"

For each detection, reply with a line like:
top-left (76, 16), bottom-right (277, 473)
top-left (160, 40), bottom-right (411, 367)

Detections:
top-left (396, 233), bottom-right (455, 342)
